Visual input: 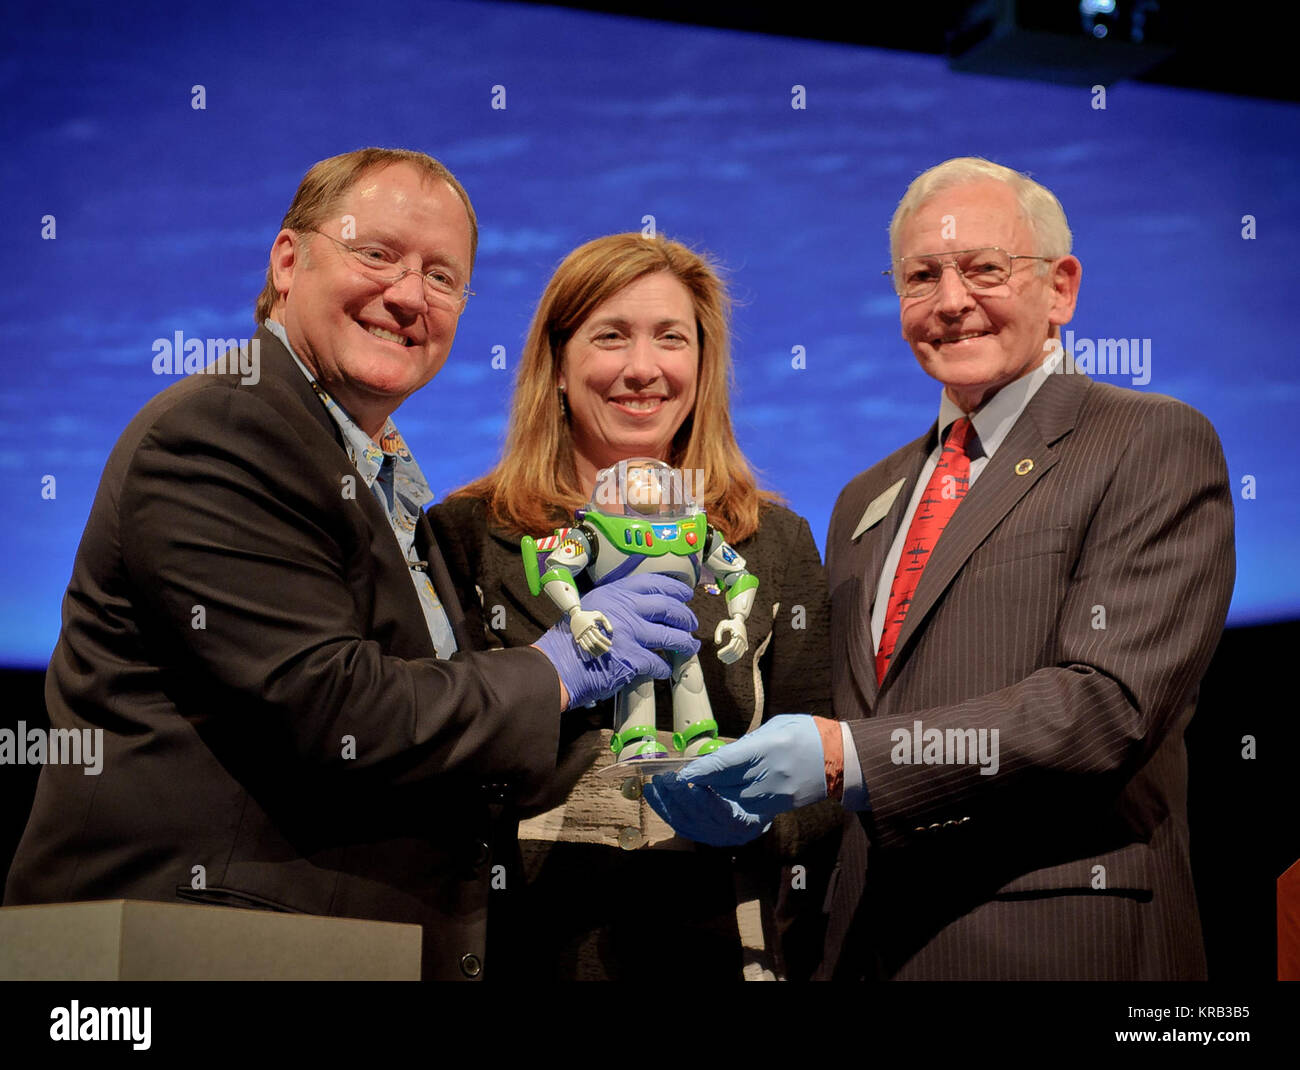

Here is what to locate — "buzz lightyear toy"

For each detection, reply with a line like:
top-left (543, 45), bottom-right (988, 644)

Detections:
top-left (523, 458), bottom-right (758, 772)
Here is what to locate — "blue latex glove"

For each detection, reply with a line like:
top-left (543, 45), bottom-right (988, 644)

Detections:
top-left (642, 714), bottom-right (827, 846)
top-left (533, 573), bottom-right (699, 709)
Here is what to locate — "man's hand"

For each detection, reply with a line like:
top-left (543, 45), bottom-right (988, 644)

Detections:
top-left (639, 773), bottom-right (769, 845)
top-left (816, 714), bottom-right (844, 802)
top-left (533, 574), bottom-right (699, 710)
top-left (642, 714), bottom-right (840, 845)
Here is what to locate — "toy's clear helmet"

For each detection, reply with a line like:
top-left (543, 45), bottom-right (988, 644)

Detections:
top-left (589, 458), bottom-right (700, 520)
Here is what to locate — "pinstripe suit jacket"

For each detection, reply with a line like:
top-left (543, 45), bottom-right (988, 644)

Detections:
top-left (818, 366), bottom-right (1234, 980)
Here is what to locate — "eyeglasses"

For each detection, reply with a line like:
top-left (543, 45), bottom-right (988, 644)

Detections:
top-left (883, 246), bottom-right (1056, 298)
top-left (306, 229), bottom-right (474, 309)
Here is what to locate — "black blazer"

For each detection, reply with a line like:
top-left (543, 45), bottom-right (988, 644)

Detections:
top-left (819, 368), bottom-right (1235, 979)
top-left (5, 327), bottom-right (562, 981)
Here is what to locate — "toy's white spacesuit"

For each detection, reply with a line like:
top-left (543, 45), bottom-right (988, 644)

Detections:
top-left (523, 458), bottom-right (759, 767)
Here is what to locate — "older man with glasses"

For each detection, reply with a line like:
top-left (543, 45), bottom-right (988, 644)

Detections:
top-left (646, 156), bottom-right (1235, 981)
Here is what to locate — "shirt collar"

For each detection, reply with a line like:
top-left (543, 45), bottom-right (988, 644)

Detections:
top-left (262, 319), bottom-right (433, 506)
top-left (935, 345), bottom-right (1062, 459)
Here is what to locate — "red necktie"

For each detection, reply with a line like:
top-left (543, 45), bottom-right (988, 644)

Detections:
top-left (876, 417), bottom-right (975, 683)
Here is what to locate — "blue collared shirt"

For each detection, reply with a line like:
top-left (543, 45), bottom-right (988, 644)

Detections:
top-left (263, 320), bottom-right (457, 659)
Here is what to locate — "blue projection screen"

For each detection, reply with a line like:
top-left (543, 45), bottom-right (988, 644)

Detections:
top-left (1, 0), bottom-right (1296, 666)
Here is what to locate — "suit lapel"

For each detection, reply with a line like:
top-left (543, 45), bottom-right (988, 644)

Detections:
top-left (845, 438), bottom-right (931, 711)
top-left (416, 513), bottom-right (473, 653)
top-left (260, 325), bottom-right (448, 656)
top-left (884, 369), bottom-right (1090, 686)
top-left (254, 325), bottom-right (347, 448)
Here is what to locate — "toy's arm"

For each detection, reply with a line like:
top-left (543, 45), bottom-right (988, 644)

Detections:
top-left (703, 527), bottom-right (758, 665)
top-left (523, 528), bottom-right (611, 656)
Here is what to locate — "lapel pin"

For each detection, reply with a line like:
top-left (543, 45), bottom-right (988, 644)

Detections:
top-left (1014, 458), bottom-right (1034, 476)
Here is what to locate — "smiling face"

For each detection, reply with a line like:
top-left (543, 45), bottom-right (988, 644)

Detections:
top-left (897, 180), bottom-right (1081, 412)
top-left (269, 162), bottom-right (473, 437)
top-left (559, 271), bottom-right (700, 491)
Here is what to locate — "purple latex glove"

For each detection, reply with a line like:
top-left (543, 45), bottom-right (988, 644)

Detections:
top-left (533, 573), bottom-right (699, 709)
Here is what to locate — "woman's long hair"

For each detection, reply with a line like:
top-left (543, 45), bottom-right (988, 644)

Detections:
top-left (450, 233), bottom-right (778, 541)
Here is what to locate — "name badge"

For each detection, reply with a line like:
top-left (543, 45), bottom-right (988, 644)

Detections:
top-left (852, 478), bottom-right (906, 540)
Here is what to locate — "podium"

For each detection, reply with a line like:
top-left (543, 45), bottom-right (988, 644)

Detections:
top-left (0, 900), bottom-right (421, 980)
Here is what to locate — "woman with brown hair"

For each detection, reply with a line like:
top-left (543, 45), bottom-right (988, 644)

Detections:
top-left (428, 232), bottom-right (838, 980)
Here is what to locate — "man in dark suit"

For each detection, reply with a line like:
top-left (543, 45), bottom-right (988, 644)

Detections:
top-left (4, 148), bottom-right (698, 980)
top-left (645, 157), bottom-right (1235, 980)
